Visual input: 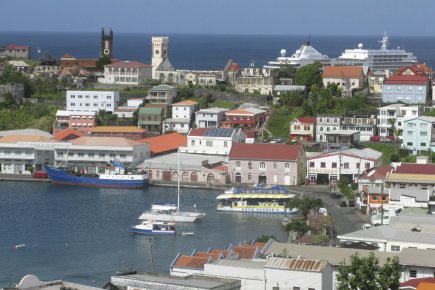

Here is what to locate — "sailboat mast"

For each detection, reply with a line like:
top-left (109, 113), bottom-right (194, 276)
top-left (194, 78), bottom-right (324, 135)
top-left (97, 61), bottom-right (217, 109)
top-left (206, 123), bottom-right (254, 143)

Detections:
top-left (177, 149), bottom-right (180, 213)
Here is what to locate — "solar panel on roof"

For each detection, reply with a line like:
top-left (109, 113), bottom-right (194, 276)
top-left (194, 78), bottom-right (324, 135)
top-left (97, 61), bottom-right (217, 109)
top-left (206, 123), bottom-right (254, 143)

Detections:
top-left (204, 128), bottom-right (235, 137)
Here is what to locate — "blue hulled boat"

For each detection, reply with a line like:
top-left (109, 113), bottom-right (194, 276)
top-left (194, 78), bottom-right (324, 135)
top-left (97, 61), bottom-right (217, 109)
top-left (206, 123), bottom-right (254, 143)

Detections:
top-left (45, 163), bottom-right (148, 188)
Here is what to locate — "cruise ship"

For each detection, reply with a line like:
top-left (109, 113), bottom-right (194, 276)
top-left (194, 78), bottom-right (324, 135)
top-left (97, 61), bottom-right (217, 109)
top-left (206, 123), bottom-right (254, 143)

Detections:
top-left (264, 40), bottom-right (330, 69)
top-left (332, 33), bottom-right (417, 72)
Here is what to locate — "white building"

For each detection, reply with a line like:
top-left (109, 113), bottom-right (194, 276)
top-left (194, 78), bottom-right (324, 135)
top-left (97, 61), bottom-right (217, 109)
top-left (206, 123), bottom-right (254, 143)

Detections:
top-left (179, 128), bottom-right (244, 155)
top-left (163, 100), bottom-right (199, 134)
top-left (307, 148), bottom-right (383, 184)
top-left (146, 84), bottom-right (177, 105)
top-left (195, 107), bottom-right (229, 128)
top-left (99, 61), bottom-right (152, 85)
top-left (54, 136), bottom-right (149, 173)
top-left (66, 90), bottom-right (120, 113)
top-left (316, 115), bottom-right (342, 142)
top-left (377, 104), bottom-right (422, 139)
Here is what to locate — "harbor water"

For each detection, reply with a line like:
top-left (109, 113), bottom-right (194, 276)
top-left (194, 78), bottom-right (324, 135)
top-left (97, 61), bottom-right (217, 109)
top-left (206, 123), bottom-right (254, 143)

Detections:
top-left (0, 181), bottom-right (288, 287)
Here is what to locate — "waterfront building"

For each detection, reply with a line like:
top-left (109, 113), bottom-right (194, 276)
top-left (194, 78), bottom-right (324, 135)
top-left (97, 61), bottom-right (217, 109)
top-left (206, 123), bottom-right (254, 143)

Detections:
top-left (53, 136), bottom-right (149, 173)
top-left (137, 132), bottom-right (186, 156)
top-left (66, 90), bottom-right (120, 113)
top-left (289, 116), bottom-right (316, 142)
top-left (139, 152), bottom-right (227, 185)
top-left (306, 148), bottom-right (382, 184)
top-left (99, 60), bottom-right (152, 85)
top-left (179, 128), bottom-right (244, 156)
top-left (89, 126), bottom-right (147, 140)
top-left (7, 274), bottom-right (103, 290)
top-left (195, 107), bottom-right (229, 128)
top-left (221, 107), bottom-right (267, 129)
top-left (322, 66), bottom-right (365, 97)
top-left (137, 107), bottom-right (164, 134)
top-left (315, 115), bottom-right (341, 142)
top-left (402, 116), bottom-right (435, 154)
top-left (341, 112), bottom-right (377, 142)
top-left (145, 84), bottom-right (177, 105)
top-left (264, 40), bottom-right (330, 69)
top-left (163, 100), bottom-right (199, 134)
top-left (331, 33), bottom-right (417, 72)
top-left (0, 83), bottom-right (24, 103)
top-left (382, 74), bottom-right (429, 104)
top-left (0, 44), bottom-right (31, 59)
top-left (377, 104), bottom-right (422, 139)
top-left (0, 135), bottom-right (55, 174)
top-left (228, 143), bottom-right (305, 185)
top-left (52, 110), bottom-right (97, 134)
top-left (111, 272), bottom-right (241, 290)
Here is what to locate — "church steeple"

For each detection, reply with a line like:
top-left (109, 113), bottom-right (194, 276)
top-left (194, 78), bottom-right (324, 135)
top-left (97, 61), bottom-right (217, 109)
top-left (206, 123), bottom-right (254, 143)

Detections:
top-left (101, 28), bottom-right (113, 58)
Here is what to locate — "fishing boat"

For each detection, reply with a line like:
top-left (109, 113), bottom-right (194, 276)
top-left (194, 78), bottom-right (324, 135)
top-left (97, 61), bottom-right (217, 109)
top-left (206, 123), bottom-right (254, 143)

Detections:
top-left (216, 185), bottom-right (297, 214)
top-left (138, 150), bottom-right (205, 222)
top-left (128, 220), bottom-right (176, 235)
top-left (45, 161), bottom-right (148, 188)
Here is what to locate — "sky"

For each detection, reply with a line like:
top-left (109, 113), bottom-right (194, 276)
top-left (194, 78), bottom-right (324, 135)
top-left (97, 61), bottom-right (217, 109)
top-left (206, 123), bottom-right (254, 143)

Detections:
top-left (1, 0), bottom-right (434, 36)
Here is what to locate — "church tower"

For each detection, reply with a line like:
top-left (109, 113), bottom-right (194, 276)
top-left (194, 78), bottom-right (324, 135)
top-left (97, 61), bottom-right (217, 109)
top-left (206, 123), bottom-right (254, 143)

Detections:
top-left (151, 36), bottom-right (169, 79)
top-left (101, 28), bottom-right (113, 58)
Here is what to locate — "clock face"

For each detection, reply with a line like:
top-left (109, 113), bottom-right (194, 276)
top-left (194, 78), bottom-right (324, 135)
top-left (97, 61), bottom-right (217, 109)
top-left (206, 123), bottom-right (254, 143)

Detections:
top-left (155, 49), bottom-right (159, 55)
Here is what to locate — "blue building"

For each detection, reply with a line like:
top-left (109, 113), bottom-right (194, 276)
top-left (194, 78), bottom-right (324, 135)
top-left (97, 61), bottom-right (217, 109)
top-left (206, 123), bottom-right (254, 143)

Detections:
top-left (402, 116), bottom-right (435, 154)
top-left (382, 74), bottom-right (429, 104)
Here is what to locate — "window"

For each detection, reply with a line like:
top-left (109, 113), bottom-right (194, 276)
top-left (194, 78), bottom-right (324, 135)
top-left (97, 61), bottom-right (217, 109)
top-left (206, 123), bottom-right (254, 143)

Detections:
top-left (421, 143), bottom-right (427, 147)
top-left (99, 153), bottom-right (105, 158)
top-left (284, 163), bottom-right (289, 169)
top-left (120, 154), bottom-right (126, 158)
top-left (356, 163), bottom-right (360, 169)
top-left (206, 141), bottom-right (213, 147)
top-left (365, 162), bottom-right (370, 169)
top-left (293, 287), bottom-right (301, 290)
top-left (420, 131), bottom-right (427, 136)
top-left (68, 153), bottom-right (73, 157)
top-left (344, 163), bottom-right (349, 169)
top-left (410, 269), bottom-right (417, 278)
top-left (248, 161), bottom-right (252, 169)
top-left (88, 153), bottom-right (94, 158)
top-left (58, 152), bottom-right (64, 157)
top-left (224, 141), bottom-right (228, 147)
top-left (259, 162), bottom-right (266, 169)
top-left (320, 162), bottom-right (326, 168)
top-left (109, 153), bottom-right (116, 158)
top-left (309, 162), bottom-right (314, 168)
top-left (248, 173), bottom-right (252, 181)
top-left (331, 162), bottom-right (337, 168)
top-left (70, 95), bottom-right (75, 99)
top-left (236, 161), bottom-right (241, 168)
top-left (391, 245), bottom-right (400, 252)
top-left (191, 140), bottom-right (195, 146)
top-left (407, 142), bottom-right (413, 146)
top-left (78, 153), bottom-right (84, 157)
top-left (273, 162), bottom-right (277, 169)
top-left (15, 151), bottom-right (21, 155)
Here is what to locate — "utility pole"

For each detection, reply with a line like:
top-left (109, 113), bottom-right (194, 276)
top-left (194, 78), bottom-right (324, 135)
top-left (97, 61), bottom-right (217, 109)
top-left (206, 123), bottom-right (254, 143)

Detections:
top-left (147, 238), bottom-right (155, 273)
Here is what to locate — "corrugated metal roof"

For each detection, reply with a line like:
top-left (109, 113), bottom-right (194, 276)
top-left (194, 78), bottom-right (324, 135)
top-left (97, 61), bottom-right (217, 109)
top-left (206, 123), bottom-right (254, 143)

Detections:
top-left (265, 257), bottom-right (327, 272)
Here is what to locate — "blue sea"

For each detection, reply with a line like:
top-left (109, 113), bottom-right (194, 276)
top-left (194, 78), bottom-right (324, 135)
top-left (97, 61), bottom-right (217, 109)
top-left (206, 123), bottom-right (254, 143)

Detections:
top-left (0, 182), bottom-right (288, 287)
top-left (1, 32), bottom-right (435, 70)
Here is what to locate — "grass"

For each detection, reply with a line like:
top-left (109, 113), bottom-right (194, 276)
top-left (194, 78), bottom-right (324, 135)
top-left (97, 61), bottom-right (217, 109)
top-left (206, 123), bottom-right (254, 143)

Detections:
top-left (208, 100), bottom-right (237, 109)
top-left (363, 143), bottom-right (398, 165)
top-left (266, 106), bottom-right (303, 139)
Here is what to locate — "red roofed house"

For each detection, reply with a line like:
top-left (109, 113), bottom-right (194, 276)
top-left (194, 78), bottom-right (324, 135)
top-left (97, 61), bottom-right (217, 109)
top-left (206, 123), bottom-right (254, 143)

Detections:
top-left (289, 116), bottom-right (316, 142)
top-left (52, 110), bottom-right (97, 134)
top-left (54, 128), bottom-right (84, 141)
top-left (322, 66), bottom-right (365, 97)
top-left (88, 126), bottom-right (147, 140)
top-left (229, 143), bottom-right (305, 185)
top-left (99, 60), bottom-right (152, 85)
top-left (400, 277), bottom-right (435, 290)
top-left (137, 132), bottom-right (187, 156)
top-left (59, 53), bottom-right (105, 76)
top-left (221, 107), bottom-right (268, 129)
top-left (0, 44), bottom-right (31, 59)
top-left (222, 59), bottom-right (241, 85)
top-left (382, 74), bottom-right (430, 104)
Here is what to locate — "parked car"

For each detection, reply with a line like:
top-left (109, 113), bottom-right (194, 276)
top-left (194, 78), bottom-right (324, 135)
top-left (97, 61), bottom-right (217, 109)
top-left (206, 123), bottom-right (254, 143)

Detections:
top-left (330, 192), bottom-right (343, 199)
top-left (348, 199), bottom-right (355, 207)
top-left (339, 201), bottom-right (347, 207)
top-left (318, 208), bottom-right (329, 215)
top-left (362, 223), bottom-right (372, 230)
top-left (32, 171), bottom-right (48, 179)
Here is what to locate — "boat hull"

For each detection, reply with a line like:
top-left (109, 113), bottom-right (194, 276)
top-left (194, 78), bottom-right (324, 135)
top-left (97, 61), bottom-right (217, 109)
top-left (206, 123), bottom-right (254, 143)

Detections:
top-left (45, 165), bottom-right (148, 188)
top-left (217, 206), bottom-right (288, 214)
top-left (128, 226), bottom-right (175, 235)
top-left (138, 212), bottom-right (204, 223)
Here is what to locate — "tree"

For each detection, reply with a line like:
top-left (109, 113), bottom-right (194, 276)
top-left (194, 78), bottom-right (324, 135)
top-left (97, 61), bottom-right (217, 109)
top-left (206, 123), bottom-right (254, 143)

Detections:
top-left (96, 55), bottom-right (112, 70)
top-left (277, 64), bottom-right (297, 78)
top-left (285, 219), bottom-right (312, 236)
top-left (294, 62), bottom-right (323, 88)
top-left (255, 234), bottom-right (278, 243)
top-left (336, 252), bottom-right (400, 290)
top-left (285, 196), bottom-right (323, 217)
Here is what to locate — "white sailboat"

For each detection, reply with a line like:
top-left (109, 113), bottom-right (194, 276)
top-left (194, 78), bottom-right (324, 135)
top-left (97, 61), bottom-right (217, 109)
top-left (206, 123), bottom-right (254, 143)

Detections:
top-left (138, 150), bottom-right (206, 222)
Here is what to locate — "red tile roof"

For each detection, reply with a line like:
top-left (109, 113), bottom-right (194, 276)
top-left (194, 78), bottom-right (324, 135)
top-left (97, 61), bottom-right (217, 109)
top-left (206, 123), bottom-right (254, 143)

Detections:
top-left (232, 245), bottom-right (258, 259)
top-left (384, 74), bottom-right (428, 85)
top-left (296, 116), bottom-right (316, 124)
top-left (242, 129), bottom-right (256, 138)
top-left (194, 251), bottom-right (222, 261)
top-left (253, 242), bottom-right (266, 249)
top-left (137, 133), bottom-right (187, 156)
top-left (358, 165), bottom-right (394, 181)
top-left (173, 255), bottom-right (209, 269)
top-left (394, 163), bottom-right (435, 175)
top-left (323, 66), bottom-right (364, 78)
top-left (188, 128), bottom-right (206, 136)
top-left (229, 63), bottom-right (241, 72)
top-left (54, 128), bottom-right (85, 141)
top-left (230, 143), bottom-right (302, 161)
top-left (400, 277), bottom-right (435, 288)
top-left (5, 44), bottom-right (30, 49)
top-left (105, 60), bottom-right (151, 68)
top-left (61, 53), bottom-right (75, 59)
top-left (225, 109), bottom-right (255, 116)
top-left (395, 64), bottom-right (431, 76)
top-left (209, 249), bottom-right (230, 257)
top-left (90, 126), bottom-right (145, 133)
top-left (173, 100), bottom-right (198, 106)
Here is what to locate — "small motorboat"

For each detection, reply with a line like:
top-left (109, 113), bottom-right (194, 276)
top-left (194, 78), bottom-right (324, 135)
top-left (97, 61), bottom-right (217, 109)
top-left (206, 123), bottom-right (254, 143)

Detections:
top-left (13, 244), bottom-right (26, 249)
top-left (128, 220), bottom-right (176, 235)
top-left (181, 232), bottom-right (194, 236)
